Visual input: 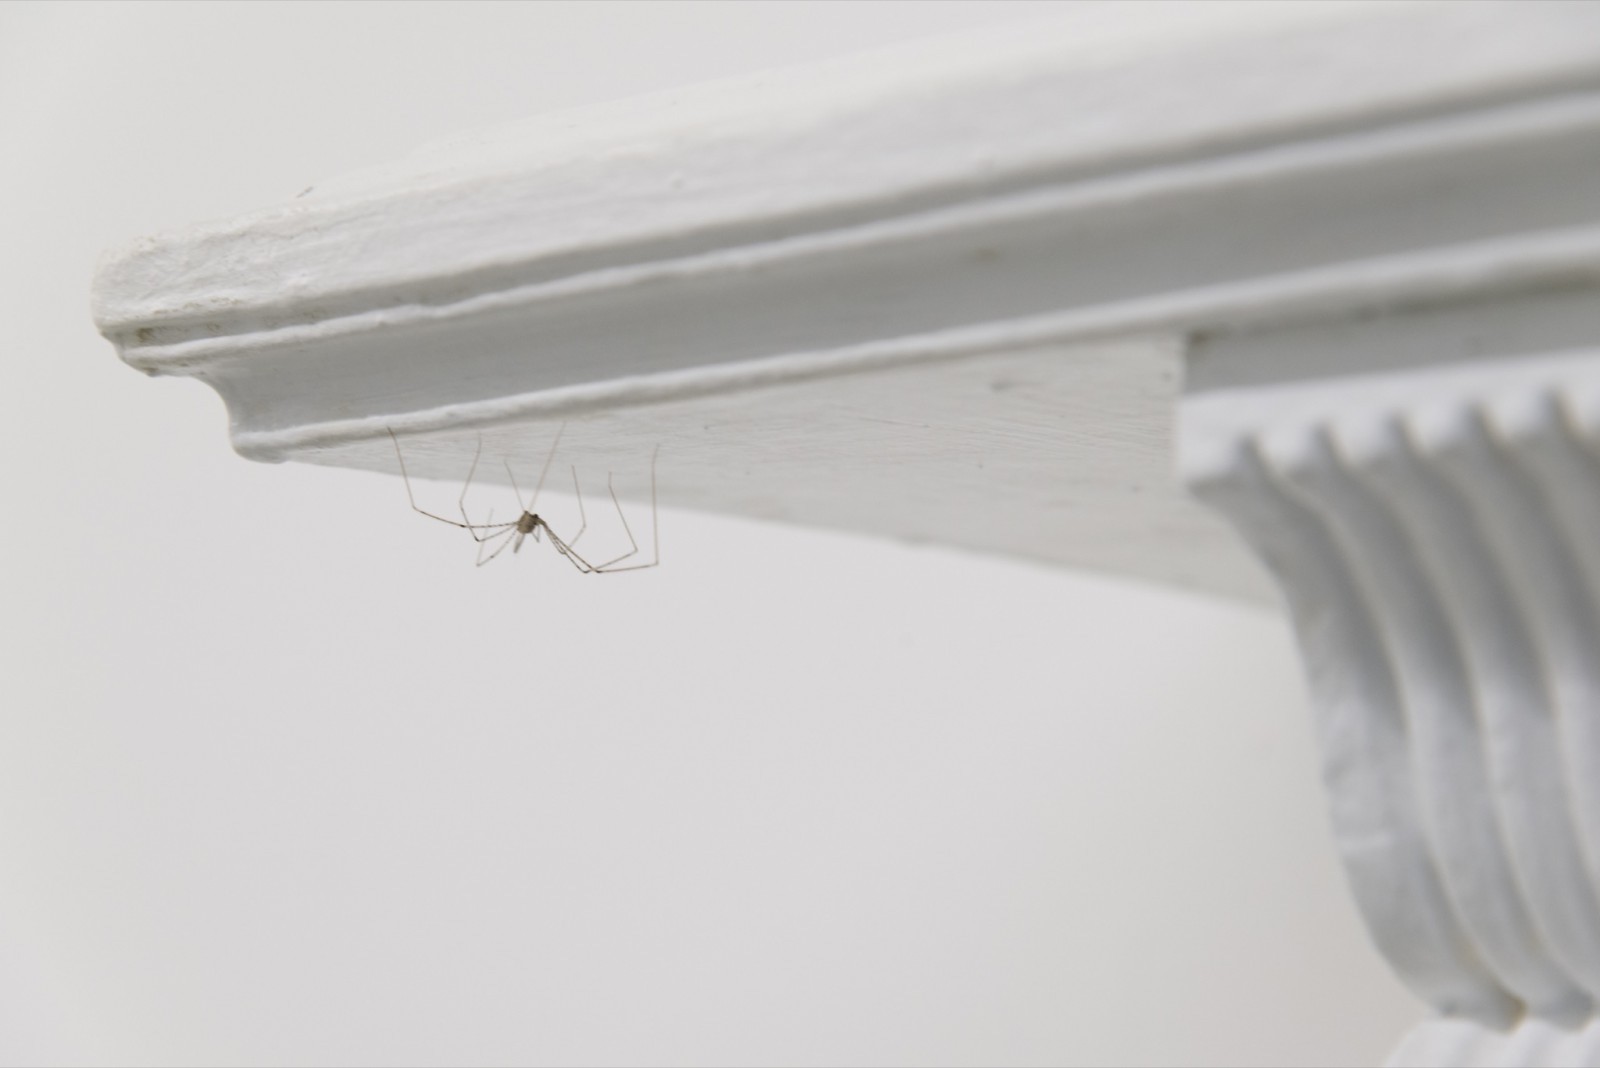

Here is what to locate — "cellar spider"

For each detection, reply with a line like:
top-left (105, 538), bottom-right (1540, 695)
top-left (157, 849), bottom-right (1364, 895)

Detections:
top-left (387, 425), bottom-right (659, 574)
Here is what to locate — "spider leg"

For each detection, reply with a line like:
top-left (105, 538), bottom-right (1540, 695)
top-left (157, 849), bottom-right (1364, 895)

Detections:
top-left (503, 458), bottom-right (526, 513)
top-left (455, 436), bottom-right (522, 542)
top-left (541, 522), bottom-right (600, 574)
top-left (475, 525), bottom-right (519, 567)
top-left (590, 446), bottom-right (660, 574)
top-left (390, 427), bottom-right (517, 538)
top-left (566, 464), bottom-right (588, 548)
top-left (529, 422), bottom-right (566, 512)
top-left (585, 472), bottom-right (640, 570)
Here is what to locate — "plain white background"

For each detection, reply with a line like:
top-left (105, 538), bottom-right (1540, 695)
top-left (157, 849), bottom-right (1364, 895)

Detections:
top-left (0, 3), bottom-right (1419, 1064)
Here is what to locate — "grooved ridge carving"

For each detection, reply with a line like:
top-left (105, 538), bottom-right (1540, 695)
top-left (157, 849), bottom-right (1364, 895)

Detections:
top-left (1184, 350), bottom-right (1600, 1062)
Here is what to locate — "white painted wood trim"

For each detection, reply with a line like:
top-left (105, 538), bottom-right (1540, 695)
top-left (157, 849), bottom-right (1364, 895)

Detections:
top-left (88, 3), bottom-right (1600, 602)
top-left (93, 2), bottom-right (1600, 354)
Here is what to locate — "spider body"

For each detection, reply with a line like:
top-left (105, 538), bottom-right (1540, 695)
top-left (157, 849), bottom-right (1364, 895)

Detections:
top-left (387, 425), bottom-right (658, 574)
top-left (512, 511), bottom-right (544, 552)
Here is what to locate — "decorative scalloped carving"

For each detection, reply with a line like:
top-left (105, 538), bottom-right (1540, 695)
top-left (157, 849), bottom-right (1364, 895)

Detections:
top-left (1183, 317), bottom-right (1600, 1058)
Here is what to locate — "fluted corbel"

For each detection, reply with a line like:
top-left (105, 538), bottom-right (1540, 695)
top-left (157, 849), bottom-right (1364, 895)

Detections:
top-left (1182, 290), bottom-right (1600, 1064)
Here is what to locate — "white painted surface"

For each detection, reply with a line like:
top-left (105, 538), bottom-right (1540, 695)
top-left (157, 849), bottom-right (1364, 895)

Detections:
top-left (318, 336), bottom-right (1276, 601)
top-left (1389, 1018), bottom-right (1600, 1068)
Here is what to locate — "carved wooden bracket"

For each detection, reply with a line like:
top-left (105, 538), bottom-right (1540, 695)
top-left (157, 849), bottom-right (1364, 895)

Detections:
top-left (1183, 291), bottom-right (1600, 1063)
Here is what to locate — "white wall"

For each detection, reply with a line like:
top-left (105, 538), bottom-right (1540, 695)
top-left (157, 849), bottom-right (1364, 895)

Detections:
top-left (0, 3), bottom-right (1418, 1064)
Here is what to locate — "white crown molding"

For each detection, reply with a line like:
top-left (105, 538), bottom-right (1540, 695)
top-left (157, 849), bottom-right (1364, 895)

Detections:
top-left (91, 2), bottom-right (1600, 600)
top-left (94, 2), bottom-right (1600, 350)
